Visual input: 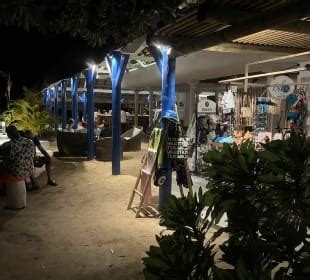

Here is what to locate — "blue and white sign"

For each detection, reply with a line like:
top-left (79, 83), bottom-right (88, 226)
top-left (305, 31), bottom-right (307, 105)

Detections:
top-left (269, 75), bottom-right (295, 100)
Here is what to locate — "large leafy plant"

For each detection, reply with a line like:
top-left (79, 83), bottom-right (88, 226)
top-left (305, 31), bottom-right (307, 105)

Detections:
top-left (143, 190), bottom-right (215, 280)
top-left (143, 134), bottom-right (310, 279)
top-left (1, 91), bottom-right (58, 134)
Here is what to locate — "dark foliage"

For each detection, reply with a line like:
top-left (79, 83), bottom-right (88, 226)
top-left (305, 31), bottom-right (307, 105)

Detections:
top-left (143, 134), bottom-right (310, 279)
top-left (0, 0), bottom-right (183, 101)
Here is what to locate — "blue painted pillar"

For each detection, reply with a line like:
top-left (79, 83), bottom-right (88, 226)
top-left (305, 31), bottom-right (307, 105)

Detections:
top-left (71, 74), bottom-right (80, 129)
top-left (54, 86), bottom-right (59, 116)
top-left (46, 88), bottom-right (52, 115)
top-left (43, 89), bottom-right (48, 107)
top-left (106, 51), bottom-right (129, 175)
top-left (149, 45), bottom-right (176, 208)
top-left (85, 67), bottom-right (96, 160)
top-left (78, 91), bottom-right (87, 122)
top-left (61, 80), bottom-right (67, 130)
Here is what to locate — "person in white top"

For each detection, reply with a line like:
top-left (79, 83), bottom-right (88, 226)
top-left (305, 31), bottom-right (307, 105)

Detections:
top-left (94, 108), bottom-right (100, 122)
top-left (121, 108), bottom-right (127, 133)
top-left (66, 118), bottom-right (75, 132)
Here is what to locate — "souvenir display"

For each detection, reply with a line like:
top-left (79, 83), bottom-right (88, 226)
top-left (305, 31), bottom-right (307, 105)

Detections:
top-left (187, 74), bottom-right (308, 175)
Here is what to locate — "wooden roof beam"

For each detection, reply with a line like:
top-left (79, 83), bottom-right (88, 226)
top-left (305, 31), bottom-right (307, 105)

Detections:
top-left (151, 1), bottom-right (310, 56)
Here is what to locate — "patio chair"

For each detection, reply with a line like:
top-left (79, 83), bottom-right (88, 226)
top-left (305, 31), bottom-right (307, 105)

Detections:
top-left (121, 126), bottom-right (143, 152)
top-left (56, 130), bottom-right (88, 157)
top-left (95, 137), bottom-right (127, 161)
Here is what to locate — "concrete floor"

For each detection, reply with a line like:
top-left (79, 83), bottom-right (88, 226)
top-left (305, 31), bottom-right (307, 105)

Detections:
top-left (0, 143), bottom-right (222, 280)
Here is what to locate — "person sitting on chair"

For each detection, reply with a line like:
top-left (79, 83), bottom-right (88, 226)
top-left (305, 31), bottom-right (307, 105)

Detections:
top-left (24, 130), bottom-right (57, 188)
top-left (99, 119), bottom-right (112, 138)
top-left (66, 118), bottom-right (75, 132)
top-left (0, 125), bottom-right (35, 192)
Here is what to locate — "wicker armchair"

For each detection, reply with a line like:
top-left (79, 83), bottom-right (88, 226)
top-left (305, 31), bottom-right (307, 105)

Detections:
top-left (121, 126), bottom-right (143, 152)
top-left (56, 130), bottom-right (88, 157)
top-left (95, 137), bottom-right (127, 161)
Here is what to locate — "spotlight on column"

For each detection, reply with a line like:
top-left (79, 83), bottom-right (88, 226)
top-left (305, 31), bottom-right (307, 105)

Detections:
top-left (154, 44), bottom-right (172, 55)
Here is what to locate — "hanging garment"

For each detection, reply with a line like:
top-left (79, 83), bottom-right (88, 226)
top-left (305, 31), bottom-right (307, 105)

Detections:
top-left (257, 97), bottom-right (272, 113)
top-left (286, 95), bottom-right (299, 121)
top-left (241, 107), bottom-right (252, 118)
top-left (268, 98), bottom-right (281, 115)
top-left (221, 90), bottom-right (235, 114)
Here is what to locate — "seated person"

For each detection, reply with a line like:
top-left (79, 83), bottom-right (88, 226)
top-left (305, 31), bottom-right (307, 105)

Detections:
top-left (66, 118), bottom-right (75, 132)
top-left (81, 118), bottom-right (87, 128)
top-left (99, 120), bottom-right (112, 138)
top-left (0, 125), bottom-right (35, 182)
top-left (24, 130), bottom-right (57, 188)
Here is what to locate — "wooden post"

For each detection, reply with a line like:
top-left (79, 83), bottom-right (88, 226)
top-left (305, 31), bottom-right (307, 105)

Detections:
top-left (149, 90), bottom-right (153, 128)
top-left (134, 90), bottom-right (138, 127)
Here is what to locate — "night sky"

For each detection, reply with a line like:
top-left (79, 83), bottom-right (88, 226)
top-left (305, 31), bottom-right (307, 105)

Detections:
top-left (0, 26), bottom-right (110, 107)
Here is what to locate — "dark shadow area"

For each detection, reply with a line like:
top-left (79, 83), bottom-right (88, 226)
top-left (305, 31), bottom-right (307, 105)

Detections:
top-left (73, 261), bottom-right (144, 280)
top-left (0, 204), bottom-right (19, 232)
top-left (55, 157), bottom-right (88, 163)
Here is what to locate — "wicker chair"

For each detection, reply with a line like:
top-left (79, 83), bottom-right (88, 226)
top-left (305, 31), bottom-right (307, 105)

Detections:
top-left (95, 137), bottom-right (127, 161)
top-left (56, 130), bottom-right (88, 157)
top-left (121, 126), bottom-right (143, 152)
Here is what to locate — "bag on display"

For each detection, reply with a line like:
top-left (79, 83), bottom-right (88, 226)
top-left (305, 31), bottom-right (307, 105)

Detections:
top-left (153, 167), bottom-right (168, 187)
top-left (241, 106), bottom-right (252, 118)
top-left (166, 120), bottom-right (192, 159)
top-left (175, 160), bottom-right (191, 188)
top-left (167, 137), bottom-right (192, 159)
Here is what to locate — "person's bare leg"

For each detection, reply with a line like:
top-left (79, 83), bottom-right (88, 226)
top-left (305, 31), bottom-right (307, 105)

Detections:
top-left (45, 157), bottom-right (57, 186)
top-left (45, 160), bottom-right (52, 182)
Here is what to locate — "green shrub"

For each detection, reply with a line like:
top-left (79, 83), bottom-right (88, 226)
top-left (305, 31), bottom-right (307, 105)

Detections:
top-left (1, 91), bottom-right (58, 135)
top-left (143, 134), bottom-right (310, 279)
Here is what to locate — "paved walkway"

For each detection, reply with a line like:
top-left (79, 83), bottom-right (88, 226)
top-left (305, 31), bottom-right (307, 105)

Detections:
top-left (0, 143), bottom-right (212, 280)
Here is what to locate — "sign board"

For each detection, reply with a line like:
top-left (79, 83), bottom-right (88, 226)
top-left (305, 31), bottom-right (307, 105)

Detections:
top-left (197, 92), bottom-right (216, 115)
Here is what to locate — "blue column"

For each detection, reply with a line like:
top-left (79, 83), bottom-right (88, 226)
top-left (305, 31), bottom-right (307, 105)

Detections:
top-left (85, 67), bottom-right (96, 160)
top-left (61, 80), bottom-right (67, 130)
top-left (54, 86), bottom-right (59, 116)
top-left (149, 45), bottom-right (176, 208)
top-left (42, 89), bottom-right (48, 107)
top-left (46, 88), bottom-right (52, 115)
top-left (106, 51), bottom-right (129, 175)
top-left (71, 74), bottom-right (80, 129)
top-left (78, 91), bottom-right (87, 122)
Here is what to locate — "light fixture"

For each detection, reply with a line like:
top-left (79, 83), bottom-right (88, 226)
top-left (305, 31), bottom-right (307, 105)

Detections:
top-left (178, 2), bottom-right (188, 9)
top-left (154, 43), bottom-right (162, 50)
top-left (154, 44), bottom-right (172, 55)
top-left (185, 0), bottom-right (200, 4)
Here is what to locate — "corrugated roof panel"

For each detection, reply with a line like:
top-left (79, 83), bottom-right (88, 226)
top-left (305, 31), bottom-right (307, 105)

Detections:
top-left (233, 29), bottom-right (310, 49)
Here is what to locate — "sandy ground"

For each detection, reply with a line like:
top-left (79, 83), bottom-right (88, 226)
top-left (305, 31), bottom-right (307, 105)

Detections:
top-left (0, 142), bottom-right (226, 280)
top-left (0, 144), bottom-right (164, 280)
